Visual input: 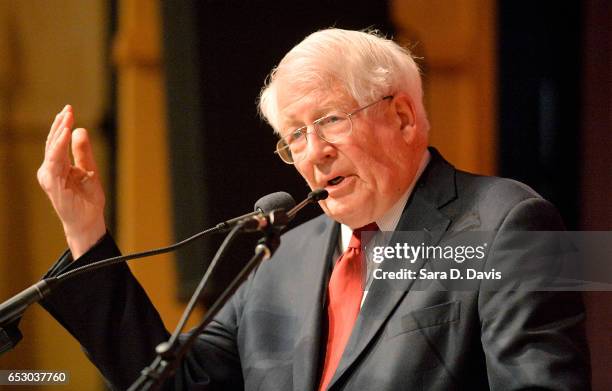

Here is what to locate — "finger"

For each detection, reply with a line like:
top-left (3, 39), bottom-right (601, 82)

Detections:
top-left (46, 105), bottom-right (71, 151)
top-left (65, 167), bottom-right (102, 206)
top-left (47, 112), bottom-right (64, 151)
top-left (71, 128), bottom-right (98, 172)
top-left (50, 109), bottom-right (74, 149)
top-left (81, 170), bottom-right (96, 184)
top-left (66, 166), bottom-right (95, 189)
top-left (47, 126), bottom-right (72, 168)
top-left (38, 128), bottom-right (71, 192)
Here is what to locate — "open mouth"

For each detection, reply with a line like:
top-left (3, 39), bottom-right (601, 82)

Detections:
top-left (327, 176), bottom-right (345, 186)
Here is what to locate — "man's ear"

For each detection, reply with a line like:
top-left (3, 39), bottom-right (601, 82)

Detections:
top-left (392, 93), bottom-right (418, 142)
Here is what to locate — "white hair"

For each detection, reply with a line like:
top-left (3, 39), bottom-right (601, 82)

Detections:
top-left (258, 28), bottom-right (429, 134)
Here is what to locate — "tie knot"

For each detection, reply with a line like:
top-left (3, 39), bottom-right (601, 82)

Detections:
top-left (348, 222), bottom-right (379, 249)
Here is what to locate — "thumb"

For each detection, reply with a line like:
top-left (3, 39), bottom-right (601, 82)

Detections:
top-left (71, 128), bottom-right (99, 172)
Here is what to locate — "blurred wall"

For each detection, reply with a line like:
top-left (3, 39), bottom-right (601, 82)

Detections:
top-left (392, 0), bottom-right (497, 175)
top-left (162, 0), bottom-right (396, 302)
top-left (0, 1), bottom-right (200, 389)
top-left (112, 0), bottom-right (204, 331)
top-left (0, 1), bottom-right (608, 390)
top-left (0, 1), bottom-right (109, 390)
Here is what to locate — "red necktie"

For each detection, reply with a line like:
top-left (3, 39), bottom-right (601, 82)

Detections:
top-left (318, 223), bottom-right (378, 391)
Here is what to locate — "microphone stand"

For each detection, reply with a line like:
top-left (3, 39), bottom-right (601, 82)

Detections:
top-left (127, 216), bottom-right (285, 391)
top-left (126, 190), bottom-right (328, 390)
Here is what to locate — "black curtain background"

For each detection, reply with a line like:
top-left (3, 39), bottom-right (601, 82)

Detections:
top-left (498, 0), bottom-right (582, 229)
top-left (162, 0), bottom-right (589, 301)
top-left (161, 1), bottom-right (393, 301)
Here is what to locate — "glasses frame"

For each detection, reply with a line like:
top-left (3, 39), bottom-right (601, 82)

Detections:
top-left (274, 95), bottom-right (394, 164)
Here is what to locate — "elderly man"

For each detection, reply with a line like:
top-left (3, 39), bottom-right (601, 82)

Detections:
top-left (37, 29), bottom-right (589, 390)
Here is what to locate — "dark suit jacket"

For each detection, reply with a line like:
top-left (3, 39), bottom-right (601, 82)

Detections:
top-left (41, 149), bottom-right (590, 390)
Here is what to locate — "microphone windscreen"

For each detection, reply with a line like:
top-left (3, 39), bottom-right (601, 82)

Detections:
top-left (254, 192), bottom-right (296, 213)
top-left (308, 189), bottom-right (328, 201)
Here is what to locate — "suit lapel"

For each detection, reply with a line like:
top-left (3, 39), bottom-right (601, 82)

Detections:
top-left (292, 217), bottom-right (339, 391)
top-left (328, 148), bottom-right (458, 389)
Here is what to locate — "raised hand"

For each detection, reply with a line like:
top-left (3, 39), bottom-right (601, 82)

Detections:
top-left (37, 105), bottom-right (107, 259)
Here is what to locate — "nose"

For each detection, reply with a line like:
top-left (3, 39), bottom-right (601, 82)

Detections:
top-left (303, 125), bottom-right (337, 164)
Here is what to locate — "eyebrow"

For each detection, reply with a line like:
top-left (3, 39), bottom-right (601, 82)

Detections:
top-left (280, 104), bottom-right (344, 130)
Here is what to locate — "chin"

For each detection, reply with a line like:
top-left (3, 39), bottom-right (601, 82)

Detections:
top-left (321, 200), bottom-right (371, 227)
top-left (321, 201), bottom-right (349, 222)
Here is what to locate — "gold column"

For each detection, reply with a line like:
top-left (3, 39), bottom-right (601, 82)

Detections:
top-left (113, 0), bottom-right (202, 329)
top-left (0, 1), bottom-right (108, 390)
top-left (391, 0), bottom-right (497, 174)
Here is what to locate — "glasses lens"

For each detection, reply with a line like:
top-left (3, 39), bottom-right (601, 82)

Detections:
top-left (275, 139), bottom-right (295, 164)
top-left (273, 112), bottom-right (352, 164)
top-left (316, 113), bottom-right (351, 143)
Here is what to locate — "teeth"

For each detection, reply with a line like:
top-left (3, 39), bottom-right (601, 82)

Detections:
top-left (328, 176), bottom-right (344, 185)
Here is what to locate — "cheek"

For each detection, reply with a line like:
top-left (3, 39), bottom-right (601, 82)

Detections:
top-left (294, 164), bottom-right (315, 187)
top-left (356, 153), bottom-right (407, 195)
top-left (355, 150), bottom-right (396, 180)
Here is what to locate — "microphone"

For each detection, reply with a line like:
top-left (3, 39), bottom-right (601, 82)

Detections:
top-left (0, 191), bottom-right (296, 328)
top-left (240, 188), bottom-right (327, 231)
top-left (287, 188), bottom-right (328, 219)
top-left (215, 191), bottom-right (295, 232)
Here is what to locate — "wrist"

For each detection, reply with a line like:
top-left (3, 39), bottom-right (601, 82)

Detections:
top-left (63, 219), bottom-right (107, 259)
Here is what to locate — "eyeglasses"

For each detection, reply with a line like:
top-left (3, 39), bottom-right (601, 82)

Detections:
top-left (274, 95), bottom-right (393, 164)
